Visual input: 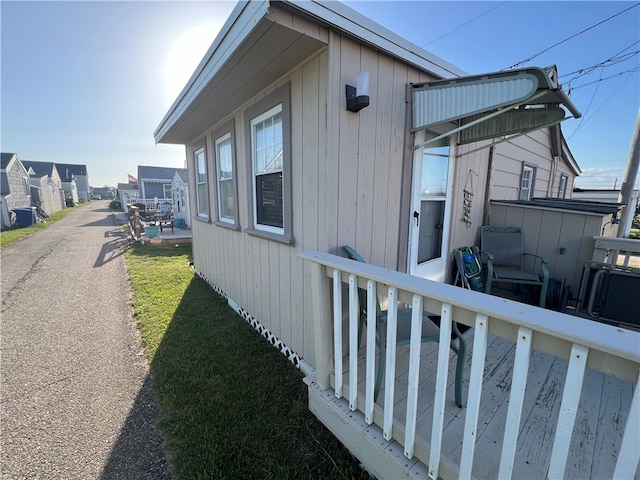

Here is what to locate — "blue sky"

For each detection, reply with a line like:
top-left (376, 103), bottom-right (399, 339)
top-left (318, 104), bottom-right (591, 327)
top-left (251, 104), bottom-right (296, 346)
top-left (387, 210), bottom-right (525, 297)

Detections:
top-left (2, 1), bottom-right (638, 189)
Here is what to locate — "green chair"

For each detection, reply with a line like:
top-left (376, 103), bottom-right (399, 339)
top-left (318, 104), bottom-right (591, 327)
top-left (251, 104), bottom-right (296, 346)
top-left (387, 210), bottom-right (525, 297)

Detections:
top-left (480, 225), bottom-right (549, 308)
top-left (343, 246), bottom-right (466, 407)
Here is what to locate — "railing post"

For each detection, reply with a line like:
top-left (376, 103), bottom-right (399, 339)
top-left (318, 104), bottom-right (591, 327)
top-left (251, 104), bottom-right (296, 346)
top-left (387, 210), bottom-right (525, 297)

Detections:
top-left (310, 260), bottom-right (333, 389)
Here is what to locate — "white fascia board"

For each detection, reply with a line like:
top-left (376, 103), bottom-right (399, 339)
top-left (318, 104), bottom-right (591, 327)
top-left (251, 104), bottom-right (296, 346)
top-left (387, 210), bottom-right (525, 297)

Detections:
top-left (287, 0), bottom-right (467, 79)
top-left (154, 0), bottom-right (270, 144)
top-left (562, 137), bottom-right (581, 175)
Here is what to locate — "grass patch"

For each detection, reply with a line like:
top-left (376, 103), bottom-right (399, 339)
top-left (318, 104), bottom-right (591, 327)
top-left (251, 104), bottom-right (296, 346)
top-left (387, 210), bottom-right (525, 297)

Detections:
top-left (125, 243), bottom-right (368, 480)
top-left (0, 205), bottom-right (83, 249)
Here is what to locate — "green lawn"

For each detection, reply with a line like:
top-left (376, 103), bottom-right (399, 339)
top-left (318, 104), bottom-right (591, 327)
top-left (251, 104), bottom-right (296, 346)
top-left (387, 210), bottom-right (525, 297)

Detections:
top-left (125, 243), bottom-right (368, 480)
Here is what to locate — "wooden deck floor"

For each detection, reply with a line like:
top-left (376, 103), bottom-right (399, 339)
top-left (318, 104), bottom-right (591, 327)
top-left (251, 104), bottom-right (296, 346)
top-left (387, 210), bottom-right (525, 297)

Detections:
top-left (337, 328), bottom-right (637, 479)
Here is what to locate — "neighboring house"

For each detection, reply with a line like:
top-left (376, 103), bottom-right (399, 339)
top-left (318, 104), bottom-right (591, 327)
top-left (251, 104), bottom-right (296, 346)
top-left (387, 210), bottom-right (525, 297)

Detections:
top-left (1, 152), bottom-right (32, 228)
top-left (137, 165), bottom-right (175, 201)
top-left (56, 164), bottom-right (80, 205)
top-left (91, 186), bottom-right (116, 200)
top-left (152, 2), bottom-right (638, 477)
top-left (171, 168), bottom-right (190, 227)
top-left (56, 163), bottom-right (90, 202)
top-left (117, 182), bottom-right (139, 207)
top-left (22, 160), bottom-right (66, 214)
top-left (573, 187), bottom-right (640, 236)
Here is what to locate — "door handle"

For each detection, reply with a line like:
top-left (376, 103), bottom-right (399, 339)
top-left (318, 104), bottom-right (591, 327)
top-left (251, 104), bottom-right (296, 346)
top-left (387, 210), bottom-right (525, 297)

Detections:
top-left (413, 210), bottom-right (419, 226)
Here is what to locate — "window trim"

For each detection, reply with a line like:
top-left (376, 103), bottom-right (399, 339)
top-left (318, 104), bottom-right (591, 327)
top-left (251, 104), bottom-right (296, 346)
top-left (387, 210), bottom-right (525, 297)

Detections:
top-left (192, 139), bottom-right (210, 221)
top-left (211, 120), bottom-right (240, 231)
top-left (243, 83), bottom-right (294, 245)
top-left (519, 164), bottom-right (536, 201)
top-left (558, 174), bottom-right (568, 198)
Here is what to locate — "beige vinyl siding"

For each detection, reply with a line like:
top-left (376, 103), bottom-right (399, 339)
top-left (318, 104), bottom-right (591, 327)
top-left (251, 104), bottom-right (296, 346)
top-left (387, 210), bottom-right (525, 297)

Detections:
top-left (490, 129), bottom-right (553, 201)
top-left (186, 49), bottom-right (328, 365)
top-left (329, 34), bottom-right (437, 271)
top-left (447, 142), bottom-right (491, 265)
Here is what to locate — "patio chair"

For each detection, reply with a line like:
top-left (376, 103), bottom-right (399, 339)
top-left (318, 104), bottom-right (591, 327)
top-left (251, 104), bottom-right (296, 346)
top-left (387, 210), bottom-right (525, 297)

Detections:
top-left (343, 246), bottom-right (466, 407)
top-left (480, 225), bottom-right (549, 308)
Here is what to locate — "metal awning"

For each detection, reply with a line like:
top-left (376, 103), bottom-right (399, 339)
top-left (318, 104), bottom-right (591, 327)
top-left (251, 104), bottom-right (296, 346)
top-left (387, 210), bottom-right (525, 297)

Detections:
top-left (412, 66), bottom-right (581, 147)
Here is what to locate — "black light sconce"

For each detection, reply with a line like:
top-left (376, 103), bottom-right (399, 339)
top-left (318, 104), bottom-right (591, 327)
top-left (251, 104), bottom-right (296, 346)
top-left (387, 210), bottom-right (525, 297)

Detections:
top-left (346, 70), bottom-right (370, 112)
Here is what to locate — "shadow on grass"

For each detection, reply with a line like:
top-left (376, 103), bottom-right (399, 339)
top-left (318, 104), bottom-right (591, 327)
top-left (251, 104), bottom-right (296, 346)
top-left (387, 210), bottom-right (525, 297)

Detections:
top-left (134, 274), bottom-right (366, 479)
top-left (126, 242), bottom-right (192, 260)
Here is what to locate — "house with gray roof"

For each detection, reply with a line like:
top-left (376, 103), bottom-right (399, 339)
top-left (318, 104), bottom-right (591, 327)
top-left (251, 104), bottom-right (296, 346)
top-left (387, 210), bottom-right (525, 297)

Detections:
top-left (22, 160), bottom-right (65, 214)
top-left (1, 152), bottom-right (31, 228)
top-left (56, 163), bottom-right (90, 203)
top-left (137, 165), bottom-right (176, 202)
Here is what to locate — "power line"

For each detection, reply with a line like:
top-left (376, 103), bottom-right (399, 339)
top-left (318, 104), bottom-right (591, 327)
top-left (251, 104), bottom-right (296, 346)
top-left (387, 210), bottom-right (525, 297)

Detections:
top-left (421, 1), bottom-right (508, 48)
top-left (504, 2), bottom-right (640, 70)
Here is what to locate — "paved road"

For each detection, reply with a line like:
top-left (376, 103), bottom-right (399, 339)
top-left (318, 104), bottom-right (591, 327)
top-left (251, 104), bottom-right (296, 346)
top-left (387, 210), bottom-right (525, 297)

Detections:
top-left (1, 202), bottom-right (172, 479)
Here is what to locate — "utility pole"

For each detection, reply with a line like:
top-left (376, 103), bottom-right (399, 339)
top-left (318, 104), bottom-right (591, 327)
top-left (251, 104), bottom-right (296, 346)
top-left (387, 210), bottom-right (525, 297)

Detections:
top-left (617, 109), bottom-right (640, 237)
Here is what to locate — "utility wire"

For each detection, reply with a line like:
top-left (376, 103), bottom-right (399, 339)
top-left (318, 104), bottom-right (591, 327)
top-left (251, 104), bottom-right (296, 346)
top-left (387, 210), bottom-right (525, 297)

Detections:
top-left (504, 2), bottom-right (640, 70)
top-left (421, 1), bottom-right (508, 48)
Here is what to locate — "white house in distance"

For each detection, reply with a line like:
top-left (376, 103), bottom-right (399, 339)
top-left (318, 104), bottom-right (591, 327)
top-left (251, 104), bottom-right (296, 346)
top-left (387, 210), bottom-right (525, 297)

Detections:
top-left (154, 1), bottom-right (639, 478)
top-left (1, 152), bottom-right (32, 228)
top-left (171, 168), bottom-right (190, 227)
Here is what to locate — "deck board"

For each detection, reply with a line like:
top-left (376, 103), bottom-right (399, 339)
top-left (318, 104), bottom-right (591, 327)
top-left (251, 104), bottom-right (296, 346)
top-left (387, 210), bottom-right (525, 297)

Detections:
top-left (335, 328), bottom-right (637, 479)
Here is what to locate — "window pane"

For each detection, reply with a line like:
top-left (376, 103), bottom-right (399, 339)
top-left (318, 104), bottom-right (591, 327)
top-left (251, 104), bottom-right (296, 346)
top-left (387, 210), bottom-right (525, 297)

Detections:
top-left (195, 148), bottom-right (208, 217)
top-left (254, 112), bottom-right (283, 174)
top-left (256, 172), bottom-right (283, 228)
top-left (421, 147), bottom-right (449, 197)
top-left (219, 179), bottom-right (234, 220)
top-left (218, 142), bottom-right (232, 180)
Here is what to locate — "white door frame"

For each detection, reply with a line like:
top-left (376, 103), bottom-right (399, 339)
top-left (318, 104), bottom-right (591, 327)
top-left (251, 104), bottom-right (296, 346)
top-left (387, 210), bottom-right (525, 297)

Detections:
top-left (407, 130), bottom-right (455, 281)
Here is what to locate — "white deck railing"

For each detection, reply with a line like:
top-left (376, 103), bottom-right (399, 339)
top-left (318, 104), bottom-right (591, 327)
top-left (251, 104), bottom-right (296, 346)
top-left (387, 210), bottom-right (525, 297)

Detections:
top-left (129, 198), bottom-right (172, 209)
top-left (591, 235), bottom-right (640, 267)
top-left (300, 250), bottom-right (640, 480)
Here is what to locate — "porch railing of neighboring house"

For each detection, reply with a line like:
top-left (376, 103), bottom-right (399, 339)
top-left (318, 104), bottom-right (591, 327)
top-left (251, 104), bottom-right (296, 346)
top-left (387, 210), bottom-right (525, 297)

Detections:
top-left (591, 235), bottom-right (640, 267)
top-left (129, 198), bottom-right (172, 209)
top-left (300, 250), bottom-right (640, 480)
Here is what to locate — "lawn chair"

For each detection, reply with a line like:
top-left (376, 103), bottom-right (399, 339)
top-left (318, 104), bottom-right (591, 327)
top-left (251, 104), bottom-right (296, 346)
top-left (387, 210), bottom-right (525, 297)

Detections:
top-left (480, 225), bottom-right (549, 308)
top-left (343, 246), bottom-right (466, 407)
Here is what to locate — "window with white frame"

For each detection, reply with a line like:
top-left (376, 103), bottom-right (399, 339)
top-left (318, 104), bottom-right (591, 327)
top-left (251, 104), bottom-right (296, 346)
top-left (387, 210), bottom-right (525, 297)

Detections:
top-left (519, 165), bottom-right (535, 201)
top-left (244, 83), bottom-right (293, 244)
top-left (252, 105), bottom-right (283, 231)
top-left (194, 146), bottom-right (209, 218)
top-left (558, 174), bottom-right (568, 198)
top-left (215, 131), bottom-right (236, 224)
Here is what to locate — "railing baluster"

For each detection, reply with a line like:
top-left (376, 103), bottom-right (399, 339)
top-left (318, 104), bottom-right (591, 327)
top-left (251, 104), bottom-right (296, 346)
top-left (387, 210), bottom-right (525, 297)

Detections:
top-left (498, 326), bottom-right (532, 479)
top-left (364, 280), bottom-right (376, 424)
top-left (404, 294), bottom-right (424, 459)
top-left (332, 269), bottom-right (342, 398)
top-left (548, 343), bottom-right (589, 478)
top-left (613, 369), bottom-right (640, 479)
top-left (383, 287), bottom-right (398, 440)
top-left (348, 274), bottom-right (358, 410)
top-left (459, 313), bottom-right (489, 479)
top-left (428, 303), bottom-right (453, 480)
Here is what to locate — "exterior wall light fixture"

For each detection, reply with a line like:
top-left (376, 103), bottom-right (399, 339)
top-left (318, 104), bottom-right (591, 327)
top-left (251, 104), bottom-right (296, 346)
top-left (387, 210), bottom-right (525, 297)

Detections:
top-left (346, 70), bottom-right (370, 112)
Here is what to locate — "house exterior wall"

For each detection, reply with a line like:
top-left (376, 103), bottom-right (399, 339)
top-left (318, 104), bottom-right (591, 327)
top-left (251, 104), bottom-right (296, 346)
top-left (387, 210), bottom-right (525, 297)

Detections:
top-left (171, 173), bottom-right (190, 226)
top-left (1, 160), bottom-right (31, 210)
top-left (75, 175), bottom-right (90, 202)
top-left (184, 10), bottom-right (574, 368)
top-left (140, 181), bottom-right (170, 200)
top-left (186, 20), bottom-right (446, 366)
top-left (489, 202), bottom-right (614, 296)
top-left (489, 129), bottom-right (557, 202)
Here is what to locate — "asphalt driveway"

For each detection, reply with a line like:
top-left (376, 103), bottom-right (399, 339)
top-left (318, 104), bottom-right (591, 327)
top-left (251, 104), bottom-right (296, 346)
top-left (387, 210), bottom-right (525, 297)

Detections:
top-left (1, 202), bottom-right (172, 479)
